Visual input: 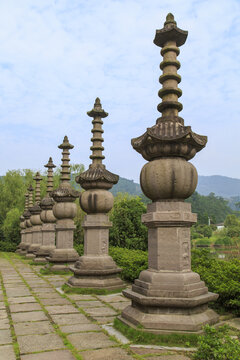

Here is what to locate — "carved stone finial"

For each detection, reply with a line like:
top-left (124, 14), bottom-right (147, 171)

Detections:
top-left (33, 172), bottom-right (42, 204)
top-left (44, 157), bottom-right (56, 196)
top-left (76, 99), bottom-right (119, 191)
top-left (58, 136), bottom-right (74, 184)
top-left (28, 185), bottom-right (34, 208)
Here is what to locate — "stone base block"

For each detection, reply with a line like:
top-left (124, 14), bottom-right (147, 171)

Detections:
top-left (121, 289), bottom-right (219, 333)
top-left (66, 255), bottom-right (125, 290)
top-left (67, 272), bottom-right (124, 291)
top-left (34, 245), bottom-right (55, 263)
top-left (27, 244), bottom-right (41, 254)
top-left (46, 248), bottom-right (79, 271)
top-left (25, 253), bottom-right (36, 259)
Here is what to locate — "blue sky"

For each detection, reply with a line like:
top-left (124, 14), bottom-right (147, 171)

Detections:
top-left (0, 0), bottom-right (239, 182)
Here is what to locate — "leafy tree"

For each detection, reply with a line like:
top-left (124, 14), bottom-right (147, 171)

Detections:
top-left (224, 214), bottom-right (240, 227)
top-left (109, 194), bottom-right (148, 250)
top-left (2, 208), bottom-right (21, 245)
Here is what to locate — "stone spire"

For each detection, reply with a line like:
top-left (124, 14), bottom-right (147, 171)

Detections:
top-left (76, 98), bottom-right (119, 190)
top-left (67, 98), bottom-right (123, 291)
top-left (33, 172), bottom-right (42, 204)
top-left (131, 13), bottom-right (207, 167)
top-left (59, 136), bottom-right (73, 185)
top-left (44, 157), bottom-right (56, 196)
top-left (28, 185), bottom-right (34, 208)
top-left (88, 97), bottom-right (107, 165)
top-left (23, 192), bottom-right (29, 218)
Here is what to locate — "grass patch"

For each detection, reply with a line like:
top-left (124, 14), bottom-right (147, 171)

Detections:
top-left (62, 283), bottom-right (125, 295)
top-left (114, 318), bottom-right (199, 347)
top-left (40, 268), bottom-right (72, 276)
top-left (28, 261), bottom-right (46, 266)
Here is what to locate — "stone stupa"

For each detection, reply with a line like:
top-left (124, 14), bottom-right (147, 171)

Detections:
top-left (67, 98), bottom-right (124, 290)
top-left (120, 14), bottom-right (219, 333)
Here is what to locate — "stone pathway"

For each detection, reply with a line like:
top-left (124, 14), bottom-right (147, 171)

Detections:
top-left (0, 253), bottom-right (194, 359)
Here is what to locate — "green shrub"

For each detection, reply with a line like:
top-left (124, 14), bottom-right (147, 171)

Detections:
top-left (192, 249), bottom-right (240, 314)
top-left (109, 194), bottom-right (148, 251)
top-left (0, 241), bottom-right (17, 252)
top-left (109, 247), bottom-right (148, 282)
top-left (74, 243), bottom-right (84, 256)
top-left (195, 237), bottom-right (211, 246)
top-left (193, 324), bottom-right (240, 360)
top-left (2, 208), bottom-right (21, 244)
top-left (214, 236), bottom-right (233, 246)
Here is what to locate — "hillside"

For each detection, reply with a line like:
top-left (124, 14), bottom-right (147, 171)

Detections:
top-left (197, 175), bottom-right (240, 197)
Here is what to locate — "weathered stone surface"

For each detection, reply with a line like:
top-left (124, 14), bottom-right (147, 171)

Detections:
top-left (0, 310), bottom-right (8, 319)
top-left (51, 313), bottom-right (90, 325)
top-left (45, 305), bottom-right (79, 315)
top-left (145, 356), bottom-right (191, 360)
top-left (59, 323), bottom-right (101, 333)
top-left (0, 345), bottom-right (16, 360)
top-left (76, 300), bottom-right (105, 308)
top-left (10, 302), bottom-right (42, 313)
top-left (97, 294), bottom-right (129, 303)
top-left (81, 347), bottom-right (134, 360)
top-left (92, 316), bottom-right (116, 324)
top-left (41, 298), bottom-right (70, 306)
top-left (12, 311), bottom-right (48, 323)
top-left (5, 288), bottom-right (31, 297)
top-left (0, 329), bottom-right (12, 344)
top-left (18, 333), bottom-right (64, 353)
top-left (67, 332), bottom-right (115, 350)
top-left (109, 302), bottom-right (131, 310)
top-left (84, 306), bottom-right (117, 317)
top-left (14, 321), bottom-right (54, 335)
top-left (8, 296), bottom-right (36, 304)
top-left (0, 318), bottom-right (10, 329)
top-left (21, 350), bottom-right (75, 360)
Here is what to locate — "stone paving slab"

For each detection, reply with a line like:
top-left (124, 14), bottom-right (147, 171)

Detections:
top-left (0, 318), bottom-right (10, 329)
top-left (51, 313), bottom-right (91, 325)
top-left (9, 302), bottom-right (42, 312)
top-left (66, 294), bottom-right (95, 301)
top-left (93, 316), bottom-right (116, 324)
top-left (97, 295), bottom-right (130, 303)
top-left (5, 288), bottom-right (31, 297)
top-left (76, 300), bottom-right (105, 308)
top-left (84, 306), bottom-right (118, 317)
top-left (144, 356), bottom-right (191, 360)
top-left (67, 332), bottom-right (116, 350)
top-left (0, 302), bottom-right (5, 310)
top-left (109, 302), bottom-right (130, 310)
top-left (0, 309), bottom-right (8, 319)
top-left (11, 311), bottom-right (48, 322)
top-left (8, 296), bottom-right (37, 304)
top-left (80, 347), bottom-right (134, 360)
top-left (18, 333), bottom-right (65, 354)
top-left (21, 350), bottom-right (76, 360)
top-left (41, 297), bottom-right (70, 306)
top-left (14, 321), bottom-right (54, 335)
top-left (45, 305), bottom-right (79, 315)
top-left (0, 344), bottom-right (16, 360)
top-left (59, 323), bottom-right (101, 333)
top-left (0, 329), bottom-right (12, 344)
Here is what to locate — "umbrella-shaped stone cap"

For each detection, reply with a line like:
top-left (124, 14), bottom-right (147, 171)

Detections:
top-left (76, 164), bottom-right (119, 190)
top-left (87, 97), bottom-right (108, 118)
top-left (51, 183), bottom-right (80, 203)
top-left (154, 13), bottom-right (188, 47)
top-left (29, 203), bottom-right (42, 215)
top-left (131, 117), bottom-right (207, 161)
top-left (23, 210), bottom-right (31, 219)
top-left (40, 196), bottom-right (55, 210)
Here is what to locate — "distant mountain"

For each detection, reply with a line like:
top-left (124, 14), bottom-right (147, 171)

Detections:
top-left (111, 177), bottom-right (141, 196)
top-left (197, 175), bottom-right (240, 198)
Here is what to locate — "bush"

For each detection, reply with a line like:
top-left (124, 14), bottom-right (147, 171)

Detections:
top-left (109, 194), bottom-right (148, 251)
top-left (192, 249), bottom-right (240, 314)
top-left (214, 236), bottom-right (233, 246)
top-left (195, 237), bottom-right (211, 246)
top-left (193, 324), bottom-right (240, 360)
top-left (109, 247), bottom-right (148, 282)
top-left (0, 241), bottom-right (17, 252)
top-left (2, 208), bottom-right (21, 245)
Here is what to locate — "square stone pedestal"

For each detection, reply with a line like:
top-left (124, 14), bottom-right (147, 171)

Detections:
top-left (20, 228), bottom-right (32, 255)
top-left (26, 226), bottom-right (42, 259)
top-left (120, 201), bottom-right (219, 333)
top-left (67, 214), bottom-right (124, 290)
top-left (46, 223), bottom-right (79, 271)
top-left (34, 223), bottom-right (56, 264)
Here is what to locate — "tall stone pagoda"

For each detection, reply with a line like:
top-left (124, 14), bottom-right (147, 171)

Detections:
top-left (35, 157), bottom-right (56, 264)
top-left (17, 192), bottom-right (29, 254)
top-left (120, 14), bottom-right (219, 333)
top-left (47, 136), bottom-right (79, 271)
top-left (22, 185), bottom-right (34, 255)
top-left (67, 98), bottom-right (124, 290)
top-left (26, 172), bottom-right (43, 259)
